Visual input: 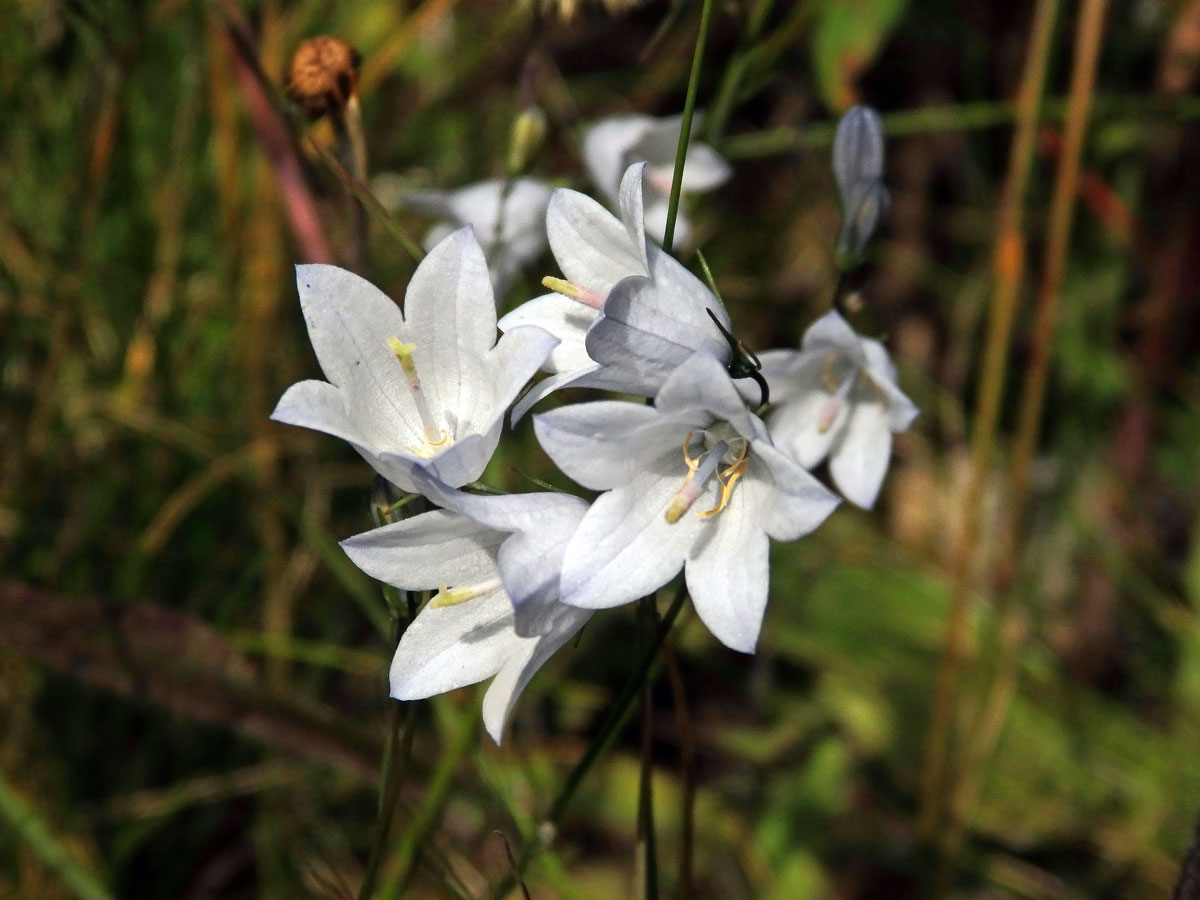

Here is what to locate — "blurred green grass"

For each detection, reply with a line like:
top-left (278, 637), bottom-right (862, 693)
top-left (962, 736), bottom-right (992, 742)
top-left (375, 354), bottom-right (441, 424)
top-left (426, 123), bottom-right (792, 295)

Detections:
top-left (3, 0), bottom-right (1200, 897)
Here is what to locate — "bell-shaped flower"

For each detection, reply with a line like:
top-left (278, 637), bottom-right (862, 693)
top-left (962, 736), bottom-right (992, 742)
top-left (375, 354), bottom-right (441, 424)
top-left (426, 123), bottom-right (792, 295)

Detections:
top-left (534, 352), bottom-right (840, 653)
top-left (271, 228), bottom-right (558, 493)
top-left (582, 113), bottom-right (731, 247)
top-left (756, 311), bottom-right (918, 509)
top-left (832, 105), bottom-right (889, 262)
top-left (400, 178), bottom-right (554, 299)
top-left (500, 163), bottom-right (732, 419)
top-left (341, 480), bottom-right (593, 744)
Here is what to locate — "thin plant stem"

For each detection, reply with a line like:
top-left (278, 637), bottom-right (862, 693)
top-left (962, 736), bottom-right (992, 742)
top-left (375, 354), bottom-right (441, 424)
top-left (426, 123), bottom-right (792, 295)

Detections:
top-left (384, 699), bottom-right (482, 898)
top-left (662, 0), bottom-right (717, 253)
top-left (720, 93), bottom-right (1200, 159)
top-left (664, 646), bottom-right (696, 897)
top-left (918, 0), bottom-right (1061, 844)
top-left (490, 587), bottom-right (688, 900)
top-left (305, 135), bottom-right (425, 263)
top-left (636, 598), bottom-right (661, 900)
top-left (357, 593), bottom-right (420, 900)
top-left (1008, 0), bottom-right (1111, 556)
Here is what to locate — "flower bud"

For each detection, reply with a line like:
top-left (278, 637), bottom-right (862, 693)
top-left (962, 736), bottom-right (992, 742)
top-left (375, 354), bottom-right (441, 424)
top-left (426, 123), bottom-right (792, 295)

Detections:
top-left (836, 179), bottom-right (890, 264)
top-left (832, 105), bottom-right (885, 199)
top-left (286, 36), bottom-right (361, 120)
top-left (506, 106), bottom-right (548, 177)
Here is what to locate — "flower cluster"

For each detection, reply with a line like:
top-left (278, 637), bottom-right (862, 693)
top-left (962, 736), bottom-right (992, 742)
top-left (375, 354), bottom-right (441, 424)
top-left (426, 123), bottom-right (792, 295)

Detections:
top-left (273, 108), bottom-right (916, 743)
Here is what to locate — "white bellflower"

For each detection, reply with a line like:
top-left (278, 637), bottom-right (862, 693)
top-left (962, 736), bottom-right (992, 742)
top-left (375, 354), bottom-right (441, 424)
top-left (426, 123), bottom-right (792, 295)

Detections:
top-left (272, 228), bottom-right (558, 493)
top-left (534, 352), bottom-right (839, 653)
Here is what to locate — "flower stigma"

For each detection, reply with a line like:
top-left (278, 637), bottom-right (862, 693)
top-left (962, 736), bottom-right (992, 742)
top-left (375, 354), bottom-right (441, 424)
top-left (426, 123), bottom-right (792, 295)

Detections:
top-left (387, 337), bottom-right (452, 456)
top-left (541, 276), bottom-right (605, 310)
top-left (429, 576), bottom-right (503, 609)
top-left (664, 429), bottom-right (749, 524)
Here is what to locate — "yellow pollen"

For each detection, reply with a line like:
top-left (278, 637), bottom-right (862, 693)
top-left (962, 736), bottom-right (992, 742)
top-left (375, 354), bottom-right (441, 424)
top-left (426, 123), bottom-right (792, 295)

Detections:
top-left (664, 432), bottom-right (748, 523)
top-left (541, 276), bottom-right (605, 310)
top-left (387, 337), bottom-right (419, 380)
top-left (386, 335), bottom-right (454, 455)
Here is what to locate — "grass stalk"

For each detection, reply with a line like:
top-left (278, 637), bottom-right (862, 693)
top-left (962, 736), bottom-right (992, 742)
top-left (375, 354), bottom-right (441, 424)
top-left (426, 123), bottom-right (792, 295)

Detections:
top-left (918, 0), bottom-right (1062, 845)
top-left (662, 0), bottom-right (717, 253)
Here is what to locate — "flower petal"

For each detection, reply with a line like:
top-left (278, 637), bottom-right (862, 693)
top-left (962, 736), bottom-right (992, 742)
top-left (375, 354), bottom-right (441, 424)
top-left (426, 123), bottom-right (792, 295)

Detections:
top-left (684, 500), bottom-right (769, 653)
top-left (481, 602), bottom-right (592, 743)
top-left (341, 509), bottom-right (504, 590)
top-left (534, 401), bottom-right (679, 490)
top-left (546, 187), bottom-right (650, 293)
top-left (829, 397), bottom-right (893, 508)
top-left (560, 467), bottom-right (711, 609)
top-left (271, 379), bottom-right (420, 488)
top-left (616, 163), bottom-right (651, 273)
top-left (389, 591), bottom-right (519, 701)
top-left (584, 272), bottom-right (730, 396)
top-left (749, 441), bottom-right (842, 540)
top-left (654, 352), bottom-right (764, 442)
top-left (498, 293), bottom-right (598, 375)
top-left (400, 227), bottom-right (498, 423)
top-left (799, 310), bottom-right (868, 368)
top-left (861, 340), bottom-right (920, 432)
top-left (509, 364), bottom-right (601, 423)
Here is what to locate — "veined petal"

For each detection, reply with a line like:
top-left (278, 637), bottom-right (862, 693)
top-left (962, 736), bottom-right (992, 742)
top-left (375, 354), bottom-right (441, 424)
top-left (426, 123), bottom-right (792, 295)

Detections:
top-left (749, 440), bottom-right (842, 540)
top-left (466, 324), bottom-right (559, 431)
top-left (481, 602), bottom-right (592, 743)
top-left (582, 115), bottom-right (656, 203)
top-left (584, 273), bottom-right (730, 396)
top-left (534, 401), bottom-right (679, 490)
top-left (510, 364), bottom-right (601, 424)
top-left (498, 293), bottom-right (598, 375)
top-left (546, 187), bottom-right (649, 293)
top-left (400, 228), bottom-right (498, 424)
top-left (684, 500), bottom-right (769, 653)
top-left (293, 266), bottom-right (429, 441)
top-left (389, 590), bottom-right (518, 701)
top-left (271, 380), bottom-right (420, 488)
top-left (560, 468), bottom-right (711, 609)
top-left (616, 163), bottom-right (651, 274)
top-left (829, 398), bottom-right (893, 509)
top-left (341, 509), bottom-right (503, 591)
top-left (654, 352), bottom-right (764, 442)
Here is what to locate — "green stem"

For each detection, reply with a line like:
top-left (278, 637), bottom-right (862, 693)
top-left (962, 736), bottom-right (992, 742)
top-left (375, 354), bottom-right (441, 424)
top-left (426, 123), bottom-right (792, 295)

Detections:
top-left (490, 587), bottom-right (688, 900)
top-left (721, 93), bottom-right (1200, 159)
top-left (384, 698), bottom-right (482, 898)
top-left (0, 772), bottom-right (116, 900)
top-left (636, 598), bottom-right (661, 900)
top-left (662, 0), bottom-right (717, 253)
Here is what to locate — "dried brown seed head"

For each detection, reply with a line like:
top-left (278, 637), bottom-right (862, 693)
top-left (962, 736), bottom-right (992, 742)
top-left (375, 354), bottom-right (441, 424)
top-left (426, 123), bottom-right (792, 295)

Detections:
top-left (286, 36), bottom-right (361, 120)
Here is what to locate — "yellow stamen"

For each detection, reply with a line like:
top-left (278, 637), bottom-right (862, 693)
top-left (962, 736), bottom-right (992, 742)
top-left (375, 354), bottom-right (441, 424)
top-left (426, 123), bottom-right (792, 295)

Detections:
top-left (541, 276), bottom-right (605, 310)
top-left (699, 443), bottom-right (750, 518)
top-left (388, 337), bottom-right (419, 380)
top-left (428, 577), bottom-right (501, 608)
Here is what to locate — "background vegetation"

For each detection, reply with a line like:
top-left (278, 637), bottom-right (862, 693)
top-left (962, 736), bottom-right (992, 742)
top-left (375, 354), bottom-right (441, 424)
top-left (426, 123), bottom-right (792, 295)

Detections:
top-left (3, 0), bottom-right (1200, 897)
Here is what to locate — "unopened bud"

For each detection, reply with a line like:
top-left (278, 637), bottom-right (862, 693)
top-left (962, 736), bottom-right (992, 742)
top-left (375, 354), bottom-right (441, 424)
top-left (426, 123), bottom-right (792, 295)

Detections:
top-left (506, 106), bottom-right (548, 177)
top-left (836, 179), bottom-right (889, 264)
top-left (287, 36), bottom-right (361, 120)
top-left (832, 105), bottom-right (885, 199)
